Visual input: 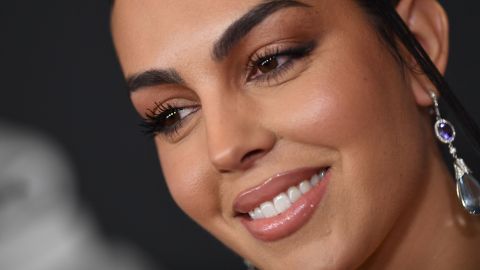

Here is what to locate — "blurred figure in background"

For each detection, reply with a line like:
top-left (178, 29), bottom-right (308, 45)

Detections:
top-left (0, 120), bottom-right (159, 270)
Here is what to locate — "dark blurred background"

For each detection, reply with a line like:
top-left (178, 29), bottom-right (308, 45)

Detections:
top-left (0, 1), bottom-right (478, 270)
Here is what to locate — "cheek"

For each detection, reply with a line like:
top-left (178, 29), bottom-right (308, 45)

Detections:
top-left (275, 53), bottom-right (411, 205)
top-left (156, 138), bottom-right (219, 225)
top-left (268, 48), bottom-right (397, 150)
top-left (264, 38), bottom-right (428, 260)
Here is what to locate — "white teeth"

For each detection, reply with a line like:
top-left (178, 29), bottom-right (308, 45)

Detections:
top-left (260, 202), bottom-right (278, 218)
top-left (273, 193), bottom-right (291, 213)
top-left (254, 207), bottom-right (264, 219)
top-left (310, 173), bottom-right (320, 186)
top-left (298, 180), bottom-right (312, 194)
top-left (287, 186), bottom-right (302, 203)
top-left (248, 169), bottom-right (327, 220)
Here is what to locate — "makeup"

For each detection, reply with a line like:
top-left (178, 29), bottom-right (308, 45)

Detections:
top-left (234, 167), bottom-right (330, 241)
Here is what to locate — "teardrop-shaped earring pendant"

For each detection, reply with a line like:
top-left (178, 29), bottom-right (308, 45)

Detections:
top-left (454, 159), bottom-right (480, 215)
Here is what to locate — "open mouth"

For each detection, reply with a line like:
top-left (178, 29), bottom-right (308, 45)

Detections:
top-left (247, 169), bottom-right (327, 219)
top-left (233, 167), bottom-right (330, 241)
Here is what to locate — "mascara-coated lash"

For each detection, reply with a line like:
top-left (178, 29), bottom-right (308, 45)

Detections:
top-left (246, 40), bottom-right (317, 83)
top-left (141, 102), bottom-right (197, 138)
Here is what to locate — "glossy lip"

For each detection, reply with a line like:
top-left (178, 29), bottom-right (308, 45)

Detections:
top-left (233, 167), bottom-right (330, 241)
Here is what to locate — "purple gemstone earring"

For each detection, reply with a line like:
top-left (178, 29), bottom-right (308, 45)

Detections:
top-left (430, 92), bottom-right (480, 215)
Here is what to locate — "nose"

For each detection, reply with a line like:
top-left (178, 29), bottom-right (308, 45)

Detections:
top-left (204, 99), bottom-right (276, 173)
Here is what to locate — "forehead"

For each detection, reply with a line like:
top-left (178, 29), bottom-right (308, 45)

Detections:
top-left (111, 0), bottom-right (262, 75)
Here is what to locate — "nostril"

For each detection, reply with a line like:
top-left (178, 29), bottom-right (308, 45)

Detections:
top-left (240, 149), bottom-right (265, 166)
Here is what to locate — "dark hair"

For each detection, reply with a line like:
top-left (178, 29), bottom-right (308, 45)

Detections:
top-left (358, 0), bottom-right (480, 152)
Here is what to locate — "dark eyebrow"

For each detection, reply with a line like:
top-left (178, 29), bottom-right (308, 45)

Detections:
top-left (127, 0), bottom-right (309, 93)
top-left (126, 68), bottom-right (184, 93)
top-left (212, 0), bottom-right (311, 61)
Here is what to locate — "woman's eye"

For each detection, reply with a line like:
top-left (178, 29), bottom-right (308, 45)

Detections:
top-left (159, 107), bottom-right (197, 128)
top-left (161, 109), bottom-right (181, 127)
top-left (142, 105), bottom-right (199, 138)
top-left (250, 55), bottom-right (289, 80)
top-left (247, 41), bottom-right (317, 83)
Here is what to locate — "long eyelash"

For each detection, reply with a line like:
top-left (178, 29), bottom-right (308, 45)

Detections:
top-left (247, 40), bottom-right (317, 84)
top-left (140, 101), bottom-right (183, 138)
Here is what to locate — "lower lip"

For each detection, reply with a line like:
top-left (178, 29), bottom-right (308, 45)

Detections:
top-left (238, 170), bottom-right (330, 242)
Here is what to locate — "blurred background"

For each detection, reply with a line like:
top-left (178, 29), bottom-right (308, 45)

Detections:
top-left (0, 1), bottom-right (478, 270)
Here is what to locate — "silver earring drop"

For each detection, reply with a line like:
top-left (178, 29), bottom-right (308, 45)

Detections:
top-left (431, 92), bottom-right (480, 215)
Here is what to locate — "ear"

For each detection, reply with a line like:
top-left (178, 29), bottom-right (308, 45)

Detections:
top-left (396, 0), bottom-right (449, 106)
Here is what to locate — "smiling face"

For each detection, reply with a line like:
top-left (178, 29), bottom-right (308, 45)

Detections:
top-left (111, 0), bottom-right (436, 268)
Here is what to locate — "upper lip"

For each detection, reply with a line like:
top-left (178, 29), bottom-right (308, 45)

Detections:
top-left (233, 167), bottom-right (325, 215)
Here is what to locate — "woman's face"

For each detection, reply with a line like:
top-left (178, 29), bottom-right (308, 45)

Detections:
top-left (112, 0), bottom-right (431, 268)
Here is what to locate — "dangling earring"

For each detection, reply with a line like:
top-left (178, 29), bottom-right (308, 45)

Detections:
top-left (430, 92), bottom-right (480, 215)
